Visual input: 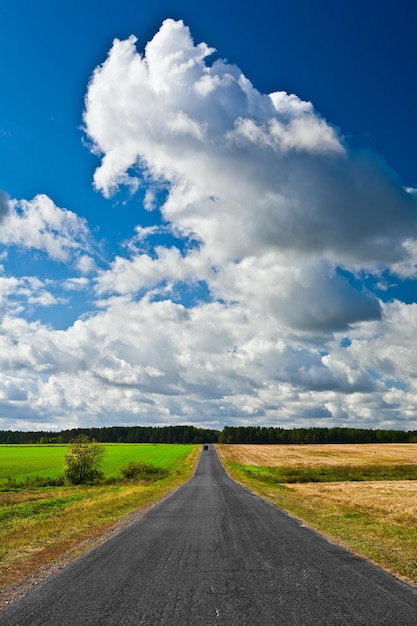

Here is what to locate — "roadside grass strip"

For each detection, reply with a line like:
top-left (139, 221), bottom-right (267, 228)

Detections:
top-left (237, 463), bottom-right (417, 483)
top-left (0, 445), bottom-right (199, 599)
top-left (217, 444), bottom-right (417, 588)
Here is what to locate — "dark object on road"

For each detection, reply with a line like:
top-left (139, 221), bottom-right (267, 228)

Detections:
top-left (203, 444), bottom-right (209, 451)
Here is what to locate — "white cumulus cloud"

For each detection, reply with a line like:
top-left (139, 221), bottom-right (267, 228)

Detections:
top-left (0, 194), bottom-right (92, 263)
top-left (84, 18), bottom-right (417, 274)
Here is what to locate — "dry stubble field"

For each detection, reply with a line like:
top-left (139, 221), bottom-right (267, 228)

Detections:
top-left (217, 444), bottom-right (417, 587)
top-left (218, 442), bottom-right (417, 466)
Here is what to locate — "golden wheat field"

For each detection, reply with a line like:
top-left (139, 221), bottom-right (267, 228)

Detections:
top-left (217, 443), bottom-right (417, 467)
top-left (290, 479), bottom-right (417, 522)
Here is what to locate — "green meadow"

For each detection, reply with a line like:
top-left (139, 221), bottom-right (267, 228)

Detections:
top-left (0, 443), bottom-right (195, 484)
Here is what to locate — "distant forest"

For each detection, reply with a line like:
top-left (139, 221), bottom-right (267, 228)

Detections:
top-left (1, 425), bottom-right (417, 445)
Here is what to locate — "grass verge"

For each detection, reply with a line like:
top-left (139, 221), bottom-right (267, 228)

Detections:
top-left (217, 445), bottom-right (417, 588)
top-left (0, 445), bottom-right (199, 607)
top-left (237, 463), bottom-right (417, 482)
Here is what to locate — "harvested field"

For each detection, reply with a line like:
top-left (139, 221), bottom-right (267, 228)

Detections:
top-left (290, 480), bottom-right (417, 524)
top-left (218, 443), bottom-right (417, 467)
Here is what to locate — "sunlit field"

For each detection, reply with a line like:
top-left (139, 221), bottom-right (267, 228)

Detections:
top-left (217, 444), bottom-right (417, 587)
top-left (218, 443), bottom-right (417, 467)
top-left (0, 443), bottom-right (195, 484)
top-left (0, 444), bottom-right (199, 605)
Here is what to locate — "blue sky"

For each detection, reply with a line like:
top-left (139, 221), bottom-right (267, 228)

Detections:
top-left (1, 0), bottom-right (417, 432)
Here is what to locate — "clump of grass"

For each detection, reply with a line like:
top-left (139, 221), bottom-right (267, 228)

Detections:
top-left (2, 475), bottom-right (66, 491)
top-left (0, 494), bottom-right (83, 524)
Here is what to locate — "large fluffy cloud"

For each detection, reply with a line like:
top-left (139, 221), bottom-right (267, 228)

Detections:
top-left (84, 19), bottom-right (416, 270)
top-left (84, 19), bottom-right (416, 337)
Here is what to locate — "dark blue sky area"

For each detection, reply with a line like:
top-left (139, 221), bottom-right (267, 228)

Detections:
top-left (1, 0), bottom-right (416, 213)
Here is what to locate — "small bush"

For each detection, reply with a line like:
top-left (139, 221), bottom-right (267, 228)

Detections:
top-left (120, 461), bottom-right (168, 481)
top-left (64, 435), bottom-right (105, 485)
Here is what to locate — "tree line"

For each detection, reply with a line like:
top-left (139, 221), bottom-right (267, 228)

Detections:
top-left (0, 425), bottom-right (219, 445)
top-left (1, 424), bottom-right (417, 445)
top-left (217, 426), bottom-right (417, 444)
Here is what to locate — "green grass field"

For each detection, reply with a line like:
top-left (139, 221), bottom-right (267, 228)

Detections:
top-left (0, 444), bottom-right (195, 484)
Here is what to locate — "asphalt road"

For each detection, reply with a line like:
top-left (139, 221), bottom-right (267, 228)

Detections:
top-left (2, 446), bottom-right (417, 625)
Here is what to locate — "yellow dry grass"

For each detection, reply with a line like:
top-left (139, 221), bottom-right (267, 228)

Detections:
top-left (218, 443), bottom-right (417, 467)
top-left (290, 480), bottom-right (417, 524)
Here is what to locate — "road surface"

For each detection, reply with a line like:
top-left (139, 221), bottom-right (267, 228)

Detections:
top-left (1, 446), bottom-right (417, 625)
